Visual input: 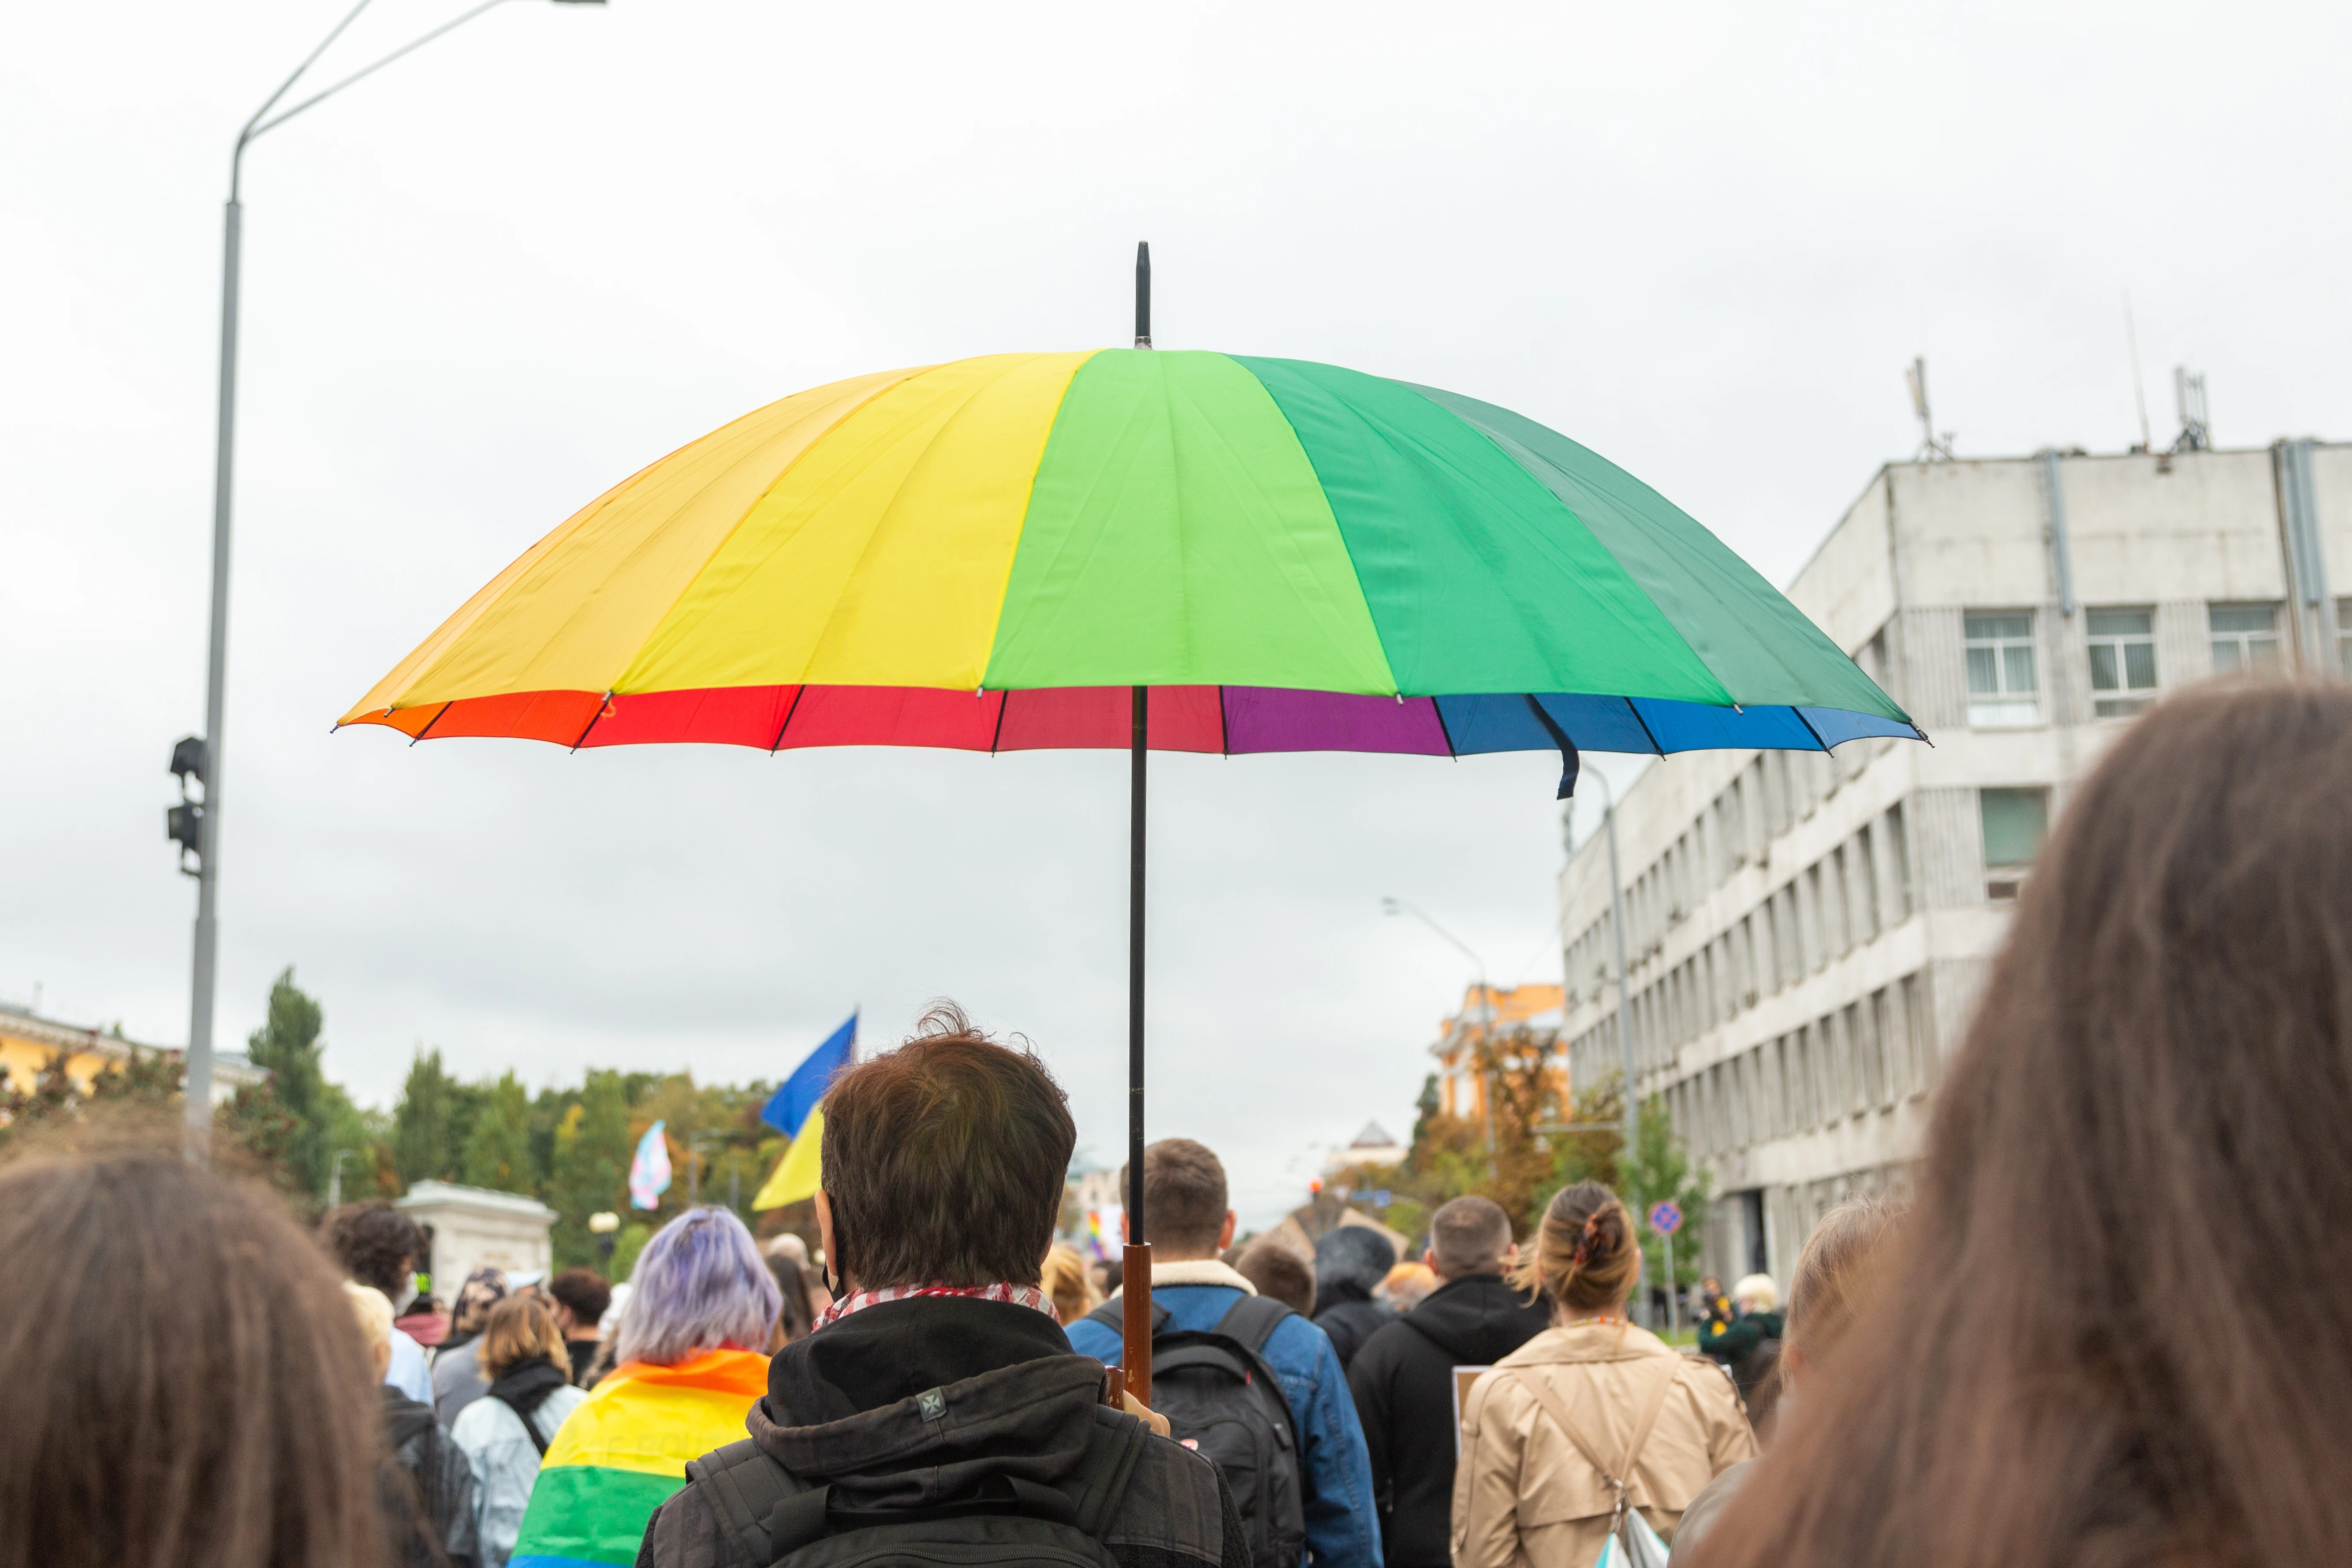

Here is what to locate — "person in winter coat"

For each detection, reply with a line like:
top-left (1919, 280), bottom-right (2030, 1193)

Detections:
top-left (1696, 1274), bottom-right (1784, 1405)
top-left (1312, 1225), bottom-right (1399, 1371)
top-left (638, 1004), bottom-right (1248, 1568)
top-left (1346, 1196), bottom-right (1550, 1568)
top-left (1454, 1181), bottom-right (1754, 1568)
top-left (450, 1295), bottom-right (588, 1568)
top-left (349, 1282), bottom-right (482, 1568)
top-left (1066, 1137), bottom-right (1383, 1568)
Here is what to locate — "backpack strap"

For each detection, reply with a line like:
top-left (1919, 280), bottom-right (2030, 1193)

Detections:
top-left (1211, 1293), bottom-right (1293, 1358)
top-left (1512, 1356), bottom-right (1680, 1504)
top-left (491, 1393), bottom-right (553, 1459)
top-left (1083, 1296), bottom-right (1170, 1351)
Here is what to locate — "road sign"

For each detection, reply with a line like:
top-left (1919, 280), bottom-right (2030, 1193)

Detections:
top-left (1648, 1199), bottom-right (1684, 1236)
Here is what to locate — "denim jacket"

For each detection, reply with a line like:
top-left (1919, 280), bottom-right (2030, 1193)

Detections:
top-left (1066, 1260), bottom-right (1383, 1568)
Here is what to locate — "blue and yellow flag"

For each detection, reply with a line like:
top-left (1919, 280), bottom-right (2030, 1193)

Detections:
top-left (753, 1014), bottom-right (854, 1210)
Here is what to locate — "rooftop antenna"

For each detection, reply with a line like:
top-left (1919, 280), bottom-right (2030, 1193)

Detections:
top-left (2123, 292), bottom-right (2153, 454)
top-left (2173, 366), bottom-right (2209, 452)
top-left (1905, 356), bottom-right (1953, 461)
top-left (1133, 241), bottom-right (1152, 349)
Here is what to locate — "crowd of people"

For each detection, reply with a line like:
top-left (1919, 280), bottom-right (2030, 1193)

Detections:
top-left (4, 682), bottom-right (2349, 1568)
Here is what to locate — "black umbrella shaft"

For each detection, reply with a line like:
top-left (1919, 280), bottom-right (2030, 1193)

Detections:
top-left (1127, 683), bottom-right (1147, 1243)
top-left (1134, 241), bottom-right (1152, 348)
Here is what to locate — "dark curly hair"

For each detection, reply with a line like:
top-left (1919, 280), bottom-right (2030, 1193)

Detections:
top-left (318, 1202), bottom-right (423, 1297)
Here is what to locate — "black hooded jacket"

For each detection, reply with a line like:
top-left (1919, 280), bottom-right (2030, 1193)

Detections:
top-left (637, 1296), bottom-right (1246, 1568)
top-left (1345, 1274), bottom-right (1553, 1568)
top-left (1310, 1281), bottom-right (1397, 1372)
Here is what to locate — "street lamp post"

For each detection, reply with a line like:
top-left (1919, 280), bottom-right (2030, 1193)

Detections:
top-left (1579, 771), bottom-right (1639, 1171)
top-left (179, 0), bottom-right (602, 1161)
top-left (1383, 897), bottom-right (1500, 1169)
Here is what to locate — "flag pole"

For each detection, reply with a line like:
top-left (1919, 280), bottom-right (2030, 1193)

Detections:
top-left (1122, 240), bottom-right (1154, 1405)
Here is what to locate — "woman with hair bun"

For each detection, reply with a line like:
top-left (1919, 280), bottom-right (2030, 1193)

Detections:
top-left (1452, 1181), bottom-right (1755, 1568)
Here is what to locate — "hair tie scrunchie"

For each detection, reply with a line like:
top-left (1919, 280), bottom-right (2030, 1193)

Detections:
top-left (1569, 1210), bottom-right (1606, 1270)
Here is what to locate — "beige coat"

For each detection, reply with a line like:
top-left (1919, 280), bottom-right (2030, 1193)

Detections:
top-left (1451, 1322), bottom-right (1756, 1568)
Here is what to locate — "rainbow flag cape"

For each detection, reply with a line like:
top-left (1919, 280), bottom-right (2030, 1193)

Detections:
top-left (510, 1348), bottom-right (770, 1567)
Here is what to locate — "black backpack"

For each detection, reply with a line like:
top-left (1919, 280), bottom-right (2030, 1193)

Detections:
top-left (1083, 1294), bottom-right (1307, 1568)
top-left (686, 1401), bottom-right (1151, 1568)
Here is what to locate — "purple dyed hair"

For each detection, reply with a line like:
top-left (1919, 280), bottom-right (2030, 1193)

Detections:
top-left (613, 1207), bottom-right (783, 1367)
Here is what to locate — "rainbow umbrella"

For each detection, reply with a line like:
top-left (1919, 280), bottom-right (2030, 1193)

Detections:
top-left (341, 250), bottom-right (1920, 1390)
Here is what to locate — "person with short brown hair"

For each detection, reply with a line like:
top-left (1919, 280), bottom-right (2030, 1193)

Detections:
top-left (1454, 1181), bottom-right (1755, 1567)
top-left (1067, 1136), bottom-right (1383, 1568)
top-left (1234, 1236), bottom-right (1318, 1314)
top-left (450, 1296), bottom-right (585, 1568)
top-left (545, 1267), bottom-right (610, 1386)
top-left (1346, 1195), bottom-right (1551, 1568)
top-left (640, 1004), bottom-right (1248, 1568)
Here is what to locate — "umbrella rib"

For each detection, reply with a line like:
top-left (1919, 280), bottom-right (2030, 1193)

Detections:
top-left (768, 685), bottom-right (809, 755)
top-left (1792, 707), bottom-right (1832, 754)
top-left (1626, 698), bottom-right (1666, 757)
top-left (1218, 685), bottom-right (1230, 758)
top-left (987, 689), bottom-right (1009, 756)
top-left (569, 694), bottom-right (610, 753)
top-left (406, 702), bottom-right (453, 747)
top-left (1428, 696), bottom-right (1459, 760)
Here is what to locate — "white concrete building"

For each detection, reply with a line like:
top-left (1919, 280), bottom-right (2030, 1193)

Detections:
top-left (396, 1180), bottom-right (559, 1294)
top-left (1557, 439), bottom-right (2350, 1289)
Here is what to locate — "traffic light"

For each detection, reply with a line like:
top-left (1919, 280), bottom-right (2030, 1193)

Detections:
top-left (168, 735), bottom-right (208, 876)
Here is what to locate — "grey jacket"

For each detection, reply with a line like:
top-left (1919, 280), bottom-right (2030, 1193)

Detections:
top-left (451, 1379), bottom-right (589, 1568)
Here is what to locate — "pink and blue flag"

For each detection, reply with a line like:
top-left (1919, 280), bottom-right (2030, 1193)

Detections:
top-left (628, 1120), bottom-right (671, 1210)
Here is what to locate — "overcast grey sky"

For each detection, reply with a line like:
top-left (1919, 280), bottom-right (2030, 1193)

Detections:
top-left (5, 0), bottom-right (2345, 1221)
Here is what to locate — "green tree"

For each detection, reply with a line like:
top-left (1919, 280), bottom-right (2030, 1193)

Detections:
top-left (245, 968), bottom-right (335, 1198)
top-left (1620, 1092), bottom-right (1711, 1295)
top-left (392, 1048), bottom-right (488, 1185)
top-left (462, 1070), bottom-right (537, 1194)
top-left (548, 1069), bottom-right (634, 1266)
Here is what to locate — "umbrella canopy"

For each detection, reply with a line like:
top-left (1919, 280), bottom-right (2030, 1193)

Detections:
top-left (338, 350), bottom-right (1919, 761)
top-left (340, 326), bottom-right (1922, 1400)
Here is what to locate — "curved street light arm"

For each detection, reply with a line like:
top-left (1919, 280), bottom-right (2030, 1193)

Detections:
top-left (246, 0), bottom-right (520, 149)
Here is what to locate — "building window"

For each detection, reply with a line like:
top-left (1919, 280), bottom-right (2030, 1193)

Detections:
top-left (1964, 611), bottom-right (2039, 725)
top-left (1980, 787), bottom-right (2050, 900)
top-left (2210, 603), bottom-right (2282, 674)
top-left (2085, 607), bottom-right (2158, 717)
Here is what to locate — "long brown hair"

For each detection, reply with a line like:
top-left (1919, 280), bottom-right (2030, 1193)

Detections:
top-left (0, 1151), bottom-right (387, 1568)
top-left (1509, 1178), bottom-right (1639, 1315)
top-left (1692, 683), bottom-right (2352, 1568)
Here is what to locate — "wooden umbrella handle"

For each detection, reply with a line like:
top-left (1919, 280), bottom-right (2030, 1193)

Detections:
top-left (1122, 1242), bottom-right (1152, 1404)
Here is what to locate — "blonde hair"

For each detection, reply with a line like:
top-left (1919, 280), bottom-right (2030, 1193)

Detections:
top-left (1040, 1243), bottom-right (1098, 1327)
top-left (1732, 1272), bottom-right (1779, 1311)
top-left (1381, 1261), bottom-right (1439, 1311)
top-left (1509, 1180), bottom-right (1639, 1314)
top-left (476, 1294), bottom-right (570, 1382)
top-left (343, 1282), bottom-right (394, 1359)
top-left (1785, 1196), bottom-right (1904, 1358)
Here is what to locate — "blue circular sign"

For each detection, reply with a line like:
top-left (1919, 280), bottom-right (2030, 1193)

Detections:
top-left (1648, 1199), bottom-right (1684, 1235)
